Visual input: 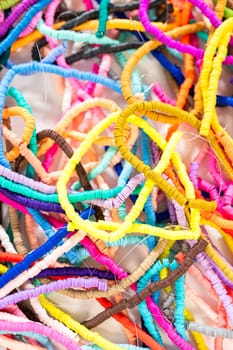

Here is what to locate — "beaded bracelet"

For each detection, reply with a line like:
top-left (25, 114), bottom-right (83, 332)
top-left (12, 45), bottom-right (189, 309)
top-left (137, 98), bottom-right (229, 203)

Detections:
top-left (35, 267), bottom-right (117, 280)
top-left (38, 18), bottom-right (120, 46)
top-left (0, 277), bottom-right (107, 309)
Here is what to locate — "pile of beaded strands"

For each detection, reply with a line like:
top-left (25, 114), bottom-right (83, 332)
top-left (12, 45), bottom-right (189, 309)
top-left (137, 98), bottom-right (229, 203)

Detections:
top-left (0, 0), bottom-right (232, 348)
